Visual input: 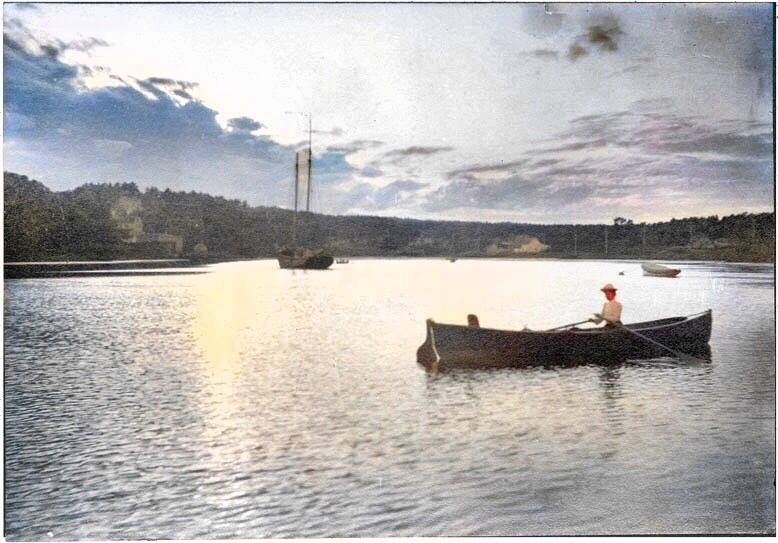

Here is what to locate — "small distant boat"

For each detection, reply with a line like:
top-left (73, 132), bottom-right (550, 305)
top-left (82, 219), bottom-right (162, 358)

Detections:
top-left (336, 258), bottom-right (350, 264)
top-left (417, 310), bottom-right (712, 369)
top-left (449, 257), bottom-right (457, 263)
top-left (641, 262), bottom-right (681, 277)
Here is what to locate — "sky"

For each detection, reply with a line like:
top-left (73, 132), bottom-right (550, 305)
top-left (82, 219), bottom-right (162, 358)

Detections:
top-left (3, 3), bottom-right (774, 224)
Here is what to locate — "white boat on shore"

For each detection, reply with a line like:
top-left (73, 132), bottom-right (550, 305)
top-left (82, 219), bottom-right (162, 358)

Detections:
top-left (642, 262), bottom-right (681, 277)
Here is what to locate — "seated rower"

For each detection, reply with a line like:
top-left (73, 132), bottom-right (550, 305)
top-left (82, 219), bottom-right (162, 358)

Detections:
top-left (590, 283), bottom-right (622, 327)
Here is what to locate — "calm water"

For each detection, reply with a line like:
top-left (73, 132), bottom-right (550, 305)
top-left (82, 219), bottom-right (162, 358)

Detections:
top-left (5, 259), bottom-right (775, 537)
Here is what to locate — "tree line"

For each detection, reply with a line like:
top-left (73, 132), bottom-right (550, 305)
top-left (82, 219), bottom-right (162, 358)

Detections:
top-left (4, 172), bottom-right (775, 262)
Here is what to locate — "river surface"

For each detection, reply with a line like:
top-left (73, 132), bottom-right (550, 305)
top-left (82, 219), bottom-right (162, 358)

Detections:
top-left (4, 259), bottom-right (775, 537)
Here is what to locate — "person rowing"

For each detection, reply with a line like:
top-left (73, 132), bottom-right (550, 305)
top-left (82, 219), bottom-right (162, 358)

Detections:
top-left (590, 283), bottom-right (622, 327)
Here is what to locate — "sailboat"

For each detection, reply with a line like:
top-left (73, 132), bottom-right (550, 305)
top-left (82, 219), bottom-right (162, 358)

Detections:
top-left (277, 116), bottom-right (334, 270)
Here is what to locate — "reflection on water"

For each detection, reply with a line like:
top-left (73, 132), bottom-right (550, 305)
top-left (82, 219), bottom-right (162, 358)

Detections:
top-left (4, 259), bottom-right (775, 537)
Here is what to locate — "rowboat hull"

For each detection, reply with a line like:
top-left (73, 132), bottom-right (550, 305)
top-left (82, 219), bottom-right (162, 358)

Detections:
top-left (417, 311), bottom-right (712, 369)
top-left (642, 263), bottom-right (681, 277)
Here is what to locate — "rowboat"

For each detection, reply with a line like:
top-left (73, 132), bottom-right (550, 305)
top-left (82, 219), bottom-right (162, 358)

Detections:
top-left (642, 262), bottom-right (681, 277)
top-left (417, 310), bottom-right (712, 369)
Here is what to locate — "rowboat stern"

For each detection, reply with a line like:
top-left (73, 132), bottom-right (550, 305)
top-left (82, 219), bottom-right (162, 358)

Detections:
top-left (417, 319), bottom-right (440, 367)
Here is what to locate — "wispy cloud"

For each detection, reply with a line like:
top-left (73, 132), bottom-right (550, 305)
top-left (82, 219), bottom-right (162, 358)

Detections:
top-left (384, 145), bottom-right (454, 158)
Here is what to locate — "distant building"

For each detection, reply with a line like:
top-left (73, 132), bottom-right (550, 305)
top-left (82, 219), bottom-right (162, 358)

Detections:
top-left (109, 197), bottom-right (183, 256)
top-left (110, 197), bottom-right (144, 243)
top-left (487, 235), bottom-right (549, 256)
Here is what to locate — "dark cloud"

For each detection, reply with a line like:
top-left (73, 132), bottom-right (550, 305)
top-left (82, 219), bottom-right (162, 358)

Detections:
top-left (137, 77), bottom-right (199, 101)
top-left (146, 77), bottom-right (198, 90)
top-left (656, 132), bottom-right (772, 158)
top-left (227, 116), bottom-right (263, 133)
top-left (34, 36), bottom-right (109, 59)
top-left (172, 88), bottom-right (194, 100)
top-left (359, 166), bottom-right (384, 178)
top-left (447, 159), bottom-right (529, 178)
top-left (326, 139), bottom-right (383, 156)
top-left (529, 158), bottom-right (562, 169)
top-left (536, 138), bottom-right (608, 154)
top-left (384, 146), bottom-right (453, 157)
top-left (352, 139), bottom-right (384, 148)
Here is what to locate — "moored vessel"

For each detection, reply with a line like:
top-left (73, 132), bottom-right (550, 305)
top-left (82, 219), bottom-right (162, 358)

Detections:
top-left (278, 115), bottom-right (333, 270)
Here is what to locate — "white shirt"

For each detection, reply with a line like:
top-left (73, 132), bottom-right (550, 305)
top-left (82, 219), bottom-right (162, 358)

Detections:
top-left (599, 300), bottom-right (623, 324)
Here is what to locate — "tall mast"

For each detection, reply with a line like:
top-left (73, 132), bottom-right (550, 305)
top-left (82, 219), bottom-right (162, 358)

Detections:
top-left (292, 155), bottom-right (298, 248)
top-left (306, 113), bottom-right (312, 212)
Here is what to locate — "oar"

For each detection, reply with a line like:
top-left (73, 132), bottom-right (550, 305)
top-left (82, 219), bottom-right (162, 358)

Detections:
top-left (615, 323), bottom-right (707, 363)
top-left (545, 319), bottom-right (593, 332)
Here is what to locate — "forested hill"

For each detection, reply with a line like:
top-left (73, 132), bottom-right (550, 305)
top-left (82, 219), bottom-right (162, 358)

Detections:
top-left (4, 172), bottom-right (775, 263)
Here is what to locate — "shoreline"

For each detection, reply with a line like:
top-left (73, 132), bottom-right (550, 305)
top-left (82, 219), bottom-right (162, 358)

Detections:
top-left (5, 254), bottom-right (773, 279)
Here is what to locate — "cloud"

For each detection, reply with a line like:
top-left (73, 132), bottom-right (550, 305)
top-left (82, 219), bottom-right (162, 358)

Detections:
top-left (384, 146), bottom-right (453, 158)
top-left (227, 116), bottom-right (263, 133)
top-left (312, 127), bottom-right (344, 137)
top-left (372, 180), bottom-right (427, 209)
top-left (421, 99), bottom-right (773, 219)
top-left (37, 36), bottom-right (109, 59)
top-left (425, 176), bottom-right (595, 213)
top-left (447, 159), bottom-right (529, 178)
top-left (3, 21), bottom-right (355, 208)
top-left (337, 179), bottom-right (428, 212)
top-left (93, 139), bottom-right (133, 159)
top-left (326, 139), bottom-right (383, 156)
top-left (359, 166), bottom-right (384, 178)
top-left (145, 77), bottom-right (197, 89)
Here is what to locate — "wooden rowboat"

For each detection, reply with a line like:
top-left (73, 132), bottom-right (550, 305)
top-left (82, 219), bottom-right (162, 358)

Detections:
top-left (417, 310), bottom-right (712, 369)
top-left (642, 262), bottom-right (681, 277)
